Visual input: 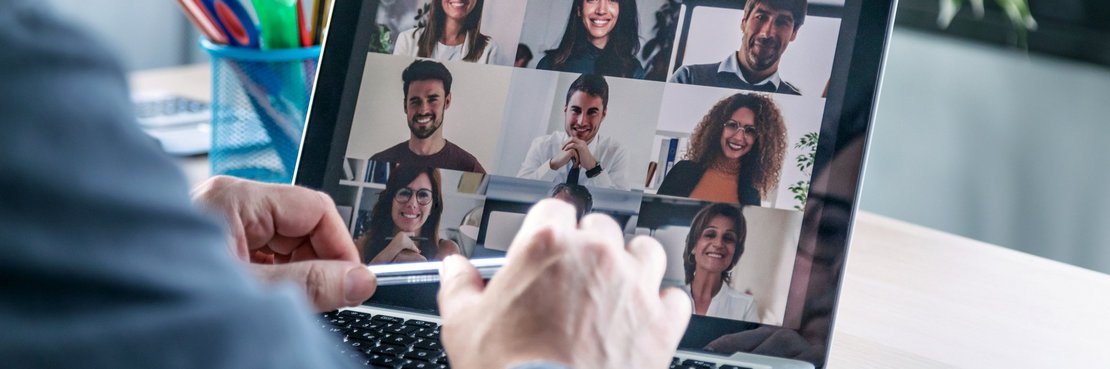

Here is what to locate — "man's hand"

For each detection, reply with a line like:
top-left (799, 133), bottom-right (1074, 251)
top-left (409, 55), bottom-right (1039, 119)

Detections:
top-left (549, 148), bottom-right (576, 170)
top-left (192, 176), bottom-right (376, 311)
top-left (562, 138), bottom-right (597, 170)
top-left (437, 200), bottom-right (691, 369)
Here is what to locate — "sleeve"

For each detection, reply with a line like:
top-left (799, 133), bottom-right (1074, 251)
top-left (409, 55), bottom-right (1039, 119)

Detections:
top-left (0, 3), bottom-right (356, 368)
top-left (656, 161), bottom-right (693, 196)
top-left (517, 135), bottom-right (558, 181)
top-left (668, 65), bottom-right (692, 83)
top-left (393, 28), bottom-right (417, 56)
top-left (585, 141), bottom-right (631, 190)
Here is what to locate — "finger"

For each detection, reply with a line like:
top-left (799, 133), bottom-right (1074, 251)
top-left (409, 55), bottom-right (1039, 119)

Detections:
top-left (659, 287), bottom-right (693, 340)
top-left (627, 235), bottom-right (667, 288)
top-left (437, 255), bottom-right (483, 318)
top-left (270, 187), bottom-right (359, 262)
top-left (251, 260), bottom-right (377, 312)
top-left (507, 199), bottom-right (577, 259)
top-left (578, 213), bottom-right (623, 249)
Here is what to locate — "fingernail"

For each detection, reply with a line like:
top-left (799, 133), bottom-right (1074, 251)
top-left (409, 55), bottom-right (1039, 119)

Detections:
top-left (345, 267), bottom-right (373, 304)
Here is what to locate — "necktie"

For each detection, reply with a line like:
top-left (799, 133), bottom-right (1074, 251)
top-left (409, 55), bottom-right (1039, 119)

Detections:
top-left (566, 164), bottom-right (581, 185)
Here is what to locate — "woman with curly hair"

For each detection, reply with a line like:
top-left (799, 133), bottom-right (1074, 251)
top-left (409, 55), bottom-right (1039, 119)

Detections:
top-left (536, 0), bottom-right (644, 79)
top-left (658, 93), bottom-right (787, 206)
top-left (356, 164), bottom-right (461, 264)
top-left (393, 0), bottom-right (498, 64)
top-left (682, 203), bottom-right (758, 322)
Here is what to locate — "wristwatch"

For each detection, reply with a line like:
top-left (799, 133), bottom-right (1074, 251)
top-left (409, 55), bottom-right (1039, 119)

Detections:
top-left (585, 162), bottom-right (603, 178)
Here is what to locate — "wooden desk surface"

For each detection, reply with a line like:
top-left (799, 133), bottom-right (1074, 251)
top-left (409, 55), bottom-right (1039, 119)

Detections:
top-left (129, 65), bottom-right (1110, 368)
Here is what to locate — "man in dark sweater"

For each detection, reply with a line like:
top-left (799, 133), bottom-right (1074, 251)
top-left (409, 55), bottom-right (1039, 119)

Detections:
top-left (669, 0), bottom-right (807, 95)
top-left (370, 60), bottom-right (486, 173)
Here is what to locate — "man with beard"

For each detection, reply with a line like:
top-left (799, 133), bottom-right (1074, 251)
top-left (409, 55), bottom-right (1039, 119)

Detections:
top-left (370, 60), bottom-right (486, 173)
top-left (669, 0), bottom-right (807, 95)
top-left (518, 74), bottom-right (630, 190)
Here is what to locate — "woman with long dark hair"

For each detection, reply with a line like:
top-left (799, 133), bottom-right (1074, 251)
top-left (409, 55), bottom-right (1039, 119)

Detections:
top-left (658, 93), bottom-right (787, 206)
top-left (393, 0), bottom-right (498, 63)
top-left (682, 203), bottom-right (758, 322)
top-left (356, 164), bottom-right (461, 264)
top-left (536, 0), bottom-right (644, 79)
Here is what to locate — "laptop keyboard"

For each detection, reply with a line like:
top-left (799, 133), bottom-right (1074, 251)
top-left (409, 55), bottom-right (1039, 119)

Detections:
top-left (320, 310), bottom-right (751, 369)
top-left (318, 310), bottom-right (448, 368)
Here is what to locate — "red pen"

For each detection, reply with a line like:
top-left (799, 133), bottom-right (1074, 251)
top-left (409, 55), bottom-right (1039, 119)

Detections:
top-left (175, 0), bottom-right (229, 44)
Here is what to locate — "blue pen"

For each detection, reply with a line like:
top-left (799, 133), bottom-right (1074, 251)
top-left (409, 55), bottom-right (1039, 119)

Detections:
top-left (201, 0), bottom-right (261, 48)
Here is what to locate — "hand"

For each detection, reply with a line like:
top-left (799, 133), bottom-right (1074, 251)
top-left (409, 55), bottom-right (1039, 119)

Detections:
top-left (562, 138), bottom-right (597, 170)
top-left (549, 148), bottom-right (576, 170)
top-left (369, 231), bottom-right (427, 264)
top-left (192, 176), bottom-right (376, 311)
top-left (437, 200), bottom-right (691, 369)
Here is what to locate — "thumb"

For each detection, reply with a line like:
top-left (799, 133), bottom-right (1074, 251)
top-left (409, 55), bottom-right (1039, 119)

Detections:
top-left (437, 255), bottom-right (483, 318)
top-left (659, 287), bottom-right (693, 343)
top-left (251, 260), bottom-right (377, 312)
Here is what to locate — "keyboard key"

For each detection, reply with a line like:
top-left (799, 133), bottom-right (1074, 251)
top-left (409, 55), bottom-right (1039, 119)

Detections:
top-left (682, 359), bottom-right (717, 368)
top-left (403, 348), bottom-right (439, 362)
top-left (410, 327), bottom-right (437, 338)
top-left (401, 360), bottom-right (446, 369)
top-left (404, 319), bottom-right (438, 329)
top-left (412, 338), bottom-right (442, 351)
top-left (349, 330), bottom-right (381, 343)
top-left (369, 354), bottom-right (403, 367)
top-left (381, 333), bottom-right (418, 347)
top-left (369, 343), bottom-right (407, 357)
top-left (372, 315), bottom-right (405, 324)
top-left (386, 325), bottom-right (420, 336)
top-left (340, 310), bottom-right (371, 319)
top-left (720, 366), bottom-right (753, 369)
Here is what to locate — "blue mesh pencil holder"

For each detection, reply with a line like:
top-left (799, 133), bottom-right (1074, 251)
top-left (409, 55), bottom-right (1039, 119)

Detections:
top-left (201, 39), bottom-right (321, 184)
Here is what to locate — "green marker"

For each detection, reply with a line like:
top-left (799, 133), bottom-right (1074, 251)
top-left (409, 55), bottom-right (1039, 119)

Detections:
top-left (252, 0), bottom-right (299, 49)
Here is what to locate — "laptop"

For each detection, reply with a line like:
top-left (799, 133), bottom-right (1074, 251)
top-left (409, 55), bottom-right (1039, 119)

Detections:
top-left (295, 0), bottom-right (895, 368)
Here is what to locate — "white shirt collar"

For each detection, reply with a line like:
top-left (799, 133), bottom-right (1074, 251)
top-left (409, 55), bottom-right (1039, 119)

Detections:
top-left (718, 52), bottom-right (782, 89)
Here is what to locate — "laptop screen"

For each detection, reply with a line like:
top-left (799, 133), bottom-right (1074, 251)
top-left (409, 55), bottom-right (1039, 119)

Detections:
top-left (300, 0), bottom-right (892, 367)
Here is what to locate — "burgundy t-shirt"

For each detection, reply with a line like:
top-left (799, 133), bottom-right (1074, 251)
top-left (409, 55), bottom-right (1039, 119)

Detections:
top-left (369, 140), bottom-right (486, 174)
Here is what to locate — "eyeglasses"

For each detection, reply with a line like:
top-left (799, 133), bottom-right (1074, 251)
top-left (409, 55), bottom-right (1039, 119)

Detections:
top-left (394, 187), bottom-right (434, 205)
top-left (723, 120), bottom-right (757, 136)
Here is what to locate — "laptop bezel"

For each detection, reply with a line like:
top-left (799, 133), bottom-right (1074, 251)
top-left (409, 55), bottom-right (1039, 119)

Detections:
top-left (294, 0), bottom-right (898, 366)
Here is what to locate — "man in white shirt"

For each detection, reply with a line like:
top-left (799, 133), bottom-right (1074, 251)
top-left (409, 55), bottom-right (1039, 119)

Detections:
top-left (517, 74), bottom-right (631, 190)
top-left (669, 0), bottom-right (807, 95)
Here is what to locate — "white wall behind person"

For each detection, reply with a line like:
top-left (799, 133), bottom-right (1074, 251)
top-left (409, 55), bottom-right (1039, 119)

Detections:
top-left (346, 54), bottom-right (512, 171)
top-left (491, 69), bottom-right (560, 177)
top-left (481, 0), bottom-right (527, 66)
top-left (517, 0), bottom-right (667, 68)
top-left (638, 205), bottom-right (800, 325)
top-left (673, 7), bottom-right (841, 97)
top-left (538, 72), bottom-right (663, 189)
top-left (654, 84), bottom-right (823, 210)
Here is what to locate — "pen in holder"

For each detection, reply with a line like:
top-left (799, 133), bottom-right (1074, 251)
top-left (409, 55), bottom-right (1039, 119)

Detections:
top-left (201, 38), bottom-right (320, 184)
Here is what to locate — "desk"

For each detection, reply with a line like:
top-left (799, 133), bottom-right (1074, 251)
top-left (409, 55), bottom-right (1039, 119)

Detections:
top-left (129, 65), bottom-right (1110, 368)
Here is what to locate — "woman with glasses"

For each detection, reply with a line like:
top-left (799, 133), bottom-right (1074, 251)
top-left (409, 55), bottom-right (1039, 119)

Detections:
top-left (392, 0), bottom-right (498, 64)
top-left (357, 164), bottom-right (460, 264)
top-left (657, 93), bottom-right (787, 206)
top-left (536, 0), bottom-right (644, 79)
top-left (682, 203), bottom-right (758, 322)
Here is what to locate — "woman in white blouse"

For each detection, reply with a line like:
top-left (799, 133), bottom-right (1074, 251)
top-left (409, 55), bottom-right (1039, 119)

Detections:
top-left (682, 203), bottom-right (759, 322)
top-left (393, 0), bottom-right (499, 64)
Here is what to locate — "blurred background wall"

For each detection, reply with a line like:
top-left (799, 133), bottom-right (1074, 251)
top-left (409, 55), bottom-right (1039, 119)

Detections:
top-left (49, 0), bottom-right (1110, 273)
